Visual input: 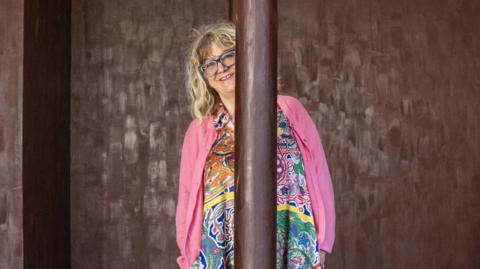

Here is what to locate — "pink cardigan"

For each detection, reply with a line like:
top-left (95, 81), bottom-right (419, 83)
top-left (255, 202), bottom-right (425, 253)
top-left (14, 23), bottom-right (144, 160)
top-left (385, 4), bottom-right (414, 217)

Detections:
top-left (176, 95), bottom-right (335, 269)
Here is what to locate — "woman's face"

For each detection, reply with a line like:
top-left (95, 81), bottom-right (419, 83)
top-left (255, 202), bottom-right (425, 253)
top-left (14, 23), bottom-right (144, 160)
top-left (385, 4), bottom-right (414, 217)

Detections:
top-left (203, 43), bottom-right (236, 99)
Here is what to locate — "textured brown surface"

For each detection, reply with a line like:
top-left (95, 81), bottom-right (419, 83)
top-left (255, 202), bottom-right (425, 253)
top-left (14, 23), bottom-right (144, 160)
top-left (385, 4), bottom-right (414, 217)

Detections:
top-left (0, 0), bottom-right (23, 268)
top-left (278, 0), bottom-right (480, 268)
top-left (70, 0), bottom-right (480, 268)
top-left (70, 1), bottom-right (229, 268)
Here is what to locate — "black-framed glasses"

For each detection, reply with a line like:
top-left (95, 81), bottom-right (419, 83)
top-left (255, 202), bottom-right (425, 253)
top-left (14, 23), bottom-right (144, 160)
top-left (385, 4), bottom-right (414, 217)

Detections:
top-left (199, 49), bottom-right (236, 78)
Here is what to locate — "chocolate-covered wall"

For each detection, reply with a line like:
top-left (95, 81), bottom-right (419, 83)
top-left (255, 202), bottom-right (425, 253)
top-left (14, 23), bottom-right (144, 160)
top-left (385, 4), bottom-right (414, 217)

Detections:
top-left (0, 0), bottom-right (23, 268)
top-left (277, 0), bottom-right (480, 268)
top-left (70, 0), bottom-right (480, 268)
top-left (70, 1), bottom-right (229, 268)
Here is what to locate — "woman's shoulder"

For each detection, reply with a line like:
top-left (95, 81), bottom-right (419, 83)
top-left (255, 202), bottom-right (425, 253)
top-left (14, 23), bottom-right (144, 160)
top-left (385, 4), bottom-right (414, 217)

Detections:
top-left (277, 94), bottom-right (307, 120)
top-left (185, 118), bottom-right (202, 135)
top-left (278, 94), bottom-right (298, 103)
top-left (278, 94), bottom-right (305, 109)
top-left (184, 117), bottom-right (212, 139)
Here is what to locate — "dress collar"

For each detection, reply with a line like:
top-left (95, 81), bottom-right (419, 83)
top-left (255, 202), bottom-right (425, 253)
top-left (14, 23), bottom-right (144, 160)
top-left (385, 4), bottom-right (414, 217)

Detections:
top-left (210, 101), bottom-right (283, 128)
top-left (212, 102), bottom-right (231, 129)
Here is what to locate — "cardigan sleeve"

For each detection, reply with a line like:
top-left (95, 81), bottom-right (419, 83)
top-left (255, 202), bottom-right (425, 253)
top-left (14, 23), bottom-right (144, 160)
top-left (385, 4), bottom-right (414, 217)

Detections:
top-left (291, 97), bottom-right (336, 253)
top-left (176, 120), bottom-right (199, 268)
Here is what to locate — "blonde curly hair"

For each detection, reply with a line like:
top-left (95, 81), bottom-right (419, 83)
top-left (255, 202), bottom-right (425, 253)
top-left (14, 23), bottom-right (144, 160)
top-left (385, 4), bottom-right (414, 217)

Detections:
top-left (185, 21), bottom-right (236, 120)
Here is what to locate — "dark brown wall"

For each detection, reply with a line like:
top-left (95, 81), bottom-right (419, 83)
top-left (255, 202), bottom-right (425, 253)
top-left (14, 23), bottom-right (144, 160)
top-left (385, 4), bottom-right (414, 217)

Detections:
top-left (70, 1), bottom-right (229, 268)
top-left (0, 0), bottom-right (23, 268)
top-left (278, 0), bottom-right (480, 268)
top-left (71, 0), bottom-right (480, 268)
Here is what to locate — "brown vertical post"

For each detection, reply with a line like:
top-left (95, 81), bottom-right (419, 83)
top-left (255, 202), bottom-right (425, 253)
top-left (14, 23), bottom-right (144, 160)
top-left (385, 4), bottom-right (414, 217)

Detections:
top-left (23, 0), bottom-right (71, 268)
top-left (233, 0), bottom-right (277, 268)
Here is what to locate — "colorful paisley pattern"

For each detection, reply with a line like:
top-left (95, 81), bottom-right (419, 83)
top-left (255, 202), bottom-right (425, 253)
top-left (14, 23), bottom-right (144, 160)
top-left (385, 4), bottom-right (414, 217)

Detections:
top-left (191, 103), bottom-right (320, 269)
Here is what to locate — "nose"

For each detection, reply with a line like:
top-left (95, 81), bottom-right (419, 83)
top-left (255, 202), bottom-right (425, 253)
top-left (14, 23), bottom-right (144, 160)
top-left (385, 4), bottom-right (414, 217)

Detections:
top-left (217, 63), bottom-right (226, 73)
top-left (216, 62), bottom-right (229, 77)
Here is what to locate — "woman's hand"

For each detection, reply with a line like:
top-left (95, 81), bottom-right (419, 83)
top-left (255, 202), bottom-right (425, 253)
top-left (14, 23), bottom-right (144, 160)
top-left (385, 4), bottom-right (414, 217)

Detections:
top-left (319, 250), bottom-right (327, 268)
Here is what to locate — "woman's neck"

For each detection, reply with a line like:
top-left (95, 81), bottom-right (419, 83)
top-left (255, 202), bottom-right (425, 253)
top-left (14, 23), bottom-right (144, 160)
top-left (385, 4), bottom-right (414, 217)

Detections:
top-left (220, 96), bottom-right (235, 122)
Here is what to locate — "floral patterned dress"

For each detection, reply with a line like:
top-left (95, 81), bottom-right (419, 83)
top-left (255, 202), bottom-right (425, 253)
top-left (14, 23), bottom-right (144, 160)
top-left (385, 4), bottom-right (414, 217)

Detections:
top-left (191, 103), bottom-right (321, 269)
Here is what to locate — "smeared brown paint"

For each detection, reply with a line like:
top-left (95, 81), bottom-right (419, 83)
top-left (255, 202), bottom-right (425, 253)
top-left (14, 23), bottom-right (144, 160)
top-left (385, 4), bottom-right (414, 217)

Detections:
top-left (278, 0), bottom-right (480, 268)
top-left (70, 1), bottom-right (229, 268)
top-left (69, 0), bottom-right (480, 268)
top-left (0, 0), bottom-right (24, 268)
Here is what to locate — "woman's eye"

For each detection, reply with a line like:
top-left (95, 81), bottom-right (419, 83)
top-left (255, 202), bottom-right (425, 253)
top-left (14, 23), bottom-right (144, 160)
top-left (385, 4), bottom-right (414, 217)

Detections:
top-left (205, 61), bottom-right (216, 67)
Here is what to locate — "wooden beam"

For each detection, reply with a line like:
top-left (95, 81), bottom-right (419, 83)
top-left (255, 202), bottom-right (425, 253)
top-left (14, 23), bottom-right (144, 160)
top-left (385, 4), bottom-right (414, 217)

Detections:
top-left (233, 0), bottom-right (278, 268)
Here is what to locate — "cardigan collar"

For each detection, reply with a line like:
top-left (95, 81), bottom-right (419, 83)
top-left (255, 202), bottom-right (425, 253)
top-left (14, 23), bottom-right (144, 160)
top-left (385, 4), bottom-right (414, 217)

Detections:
top-left (202, 95), bottom-right (303, 141)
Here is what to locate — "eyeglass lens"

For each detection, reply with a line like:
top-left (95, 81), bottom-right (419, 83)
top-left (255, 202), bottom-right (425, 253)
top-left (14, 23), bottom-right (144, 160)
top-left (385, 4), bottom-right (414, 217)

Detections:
top-left (203, 50), bottom-right (235, 77)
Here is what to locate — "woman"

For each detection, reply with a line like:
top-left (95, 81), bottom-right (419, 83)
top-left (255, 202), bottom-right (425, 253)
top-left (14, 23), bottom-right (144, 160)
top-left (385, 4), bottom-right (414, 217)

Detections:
top-left (176, 22), bottom-right (335, 269)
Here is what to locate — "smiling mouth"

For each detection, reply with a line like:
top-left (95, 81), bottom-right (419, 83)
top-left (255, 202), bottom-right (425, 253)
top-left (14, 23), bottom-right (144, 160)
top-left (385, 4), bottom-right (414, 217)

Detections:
top-left (219, 73), bottom-right (234, 81)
